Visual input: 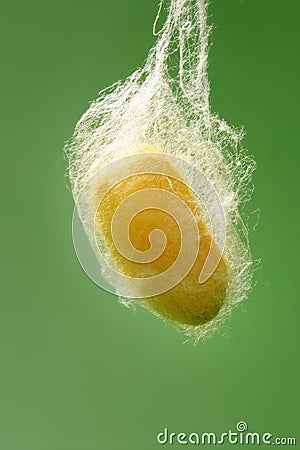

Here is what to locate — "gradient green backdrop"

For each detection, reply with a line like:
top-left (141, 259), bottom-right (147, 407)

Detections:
top-left (1, 0), bottom-right (299, 449)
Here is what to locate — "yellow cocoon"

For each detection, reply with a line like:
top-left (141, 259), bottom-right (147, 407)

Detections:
top-left (66, 0), bottom-right (255, 340)
top-left (95, 146), bottom-right (227, 326)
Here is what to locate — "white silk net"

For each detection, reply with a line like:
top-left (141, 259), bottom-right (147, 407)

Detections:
top-left (66, 0), bottom-right (256, 341)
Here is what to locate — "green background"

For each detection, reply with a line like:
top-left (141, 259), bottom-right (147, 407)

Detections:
top-left (1, 0), bottom-right (299, 449)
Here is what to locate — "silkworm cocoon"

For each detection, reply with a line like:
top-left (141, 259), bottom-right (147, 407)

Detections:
top-left (94, 147), bottom-right (227, 326)
top-left (66, 0), bottom-right (255, 340)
